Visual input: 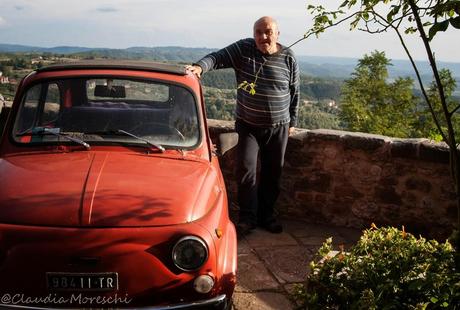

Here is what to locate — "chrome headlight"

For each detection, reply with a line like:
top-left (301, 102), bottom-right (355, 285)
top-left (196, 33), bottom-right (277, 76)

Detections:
top-left (172, 236), bottom-right (208, 271)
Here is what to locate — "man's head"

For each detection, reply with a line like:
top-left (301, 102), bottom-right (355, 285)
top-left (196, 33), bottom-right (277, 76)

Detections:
top-left (253, 16), bottom-right (280, 55)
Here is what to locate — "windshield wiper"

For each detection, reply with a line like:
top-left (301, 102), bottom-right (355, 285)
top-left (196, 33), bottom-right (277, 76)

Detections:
top-left (81, 129), bottom-right (165, 152)
top-left (116, 129), bottom-right (165, 153)
top-left (17, 127), bottom-right (91, 150)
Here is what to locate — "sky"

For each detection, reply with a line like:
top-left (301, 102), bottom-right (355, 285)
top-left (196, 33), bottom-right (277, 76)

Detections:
top-left (0, 0), bottom-right (458, 63)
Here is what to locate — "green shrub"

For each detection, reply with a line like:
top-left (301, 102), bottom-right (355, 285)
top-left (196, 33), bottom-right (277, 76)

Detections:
top-left (297, 226), bottom-right (460, 309)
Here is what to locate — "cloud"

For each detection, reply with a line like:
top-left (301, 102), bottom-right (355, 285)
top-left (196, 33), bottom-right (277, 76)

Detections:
top-left (0, 0), bottom-right (458, 62)
top-left (95, 7), bottom-right (118, 13)
top-left (0, 17), bottom-right (7, 27)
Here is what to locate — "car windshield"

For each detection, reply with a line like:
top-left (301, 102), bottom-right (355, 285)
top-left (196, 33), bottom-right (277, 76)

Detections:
top-left (12, 77), bottom-right (200, 149)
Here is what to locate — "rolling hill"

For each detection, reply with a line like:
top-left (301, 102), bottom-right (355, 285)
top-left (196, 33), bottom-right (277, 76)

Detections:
top-left (1, 43), bottom-right (459, 89)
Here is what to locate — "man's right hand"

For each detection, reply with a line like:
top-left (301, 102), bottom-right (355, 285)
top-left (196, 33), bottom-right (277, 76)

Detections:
top-left (186, 65), bottom-right (203, 79)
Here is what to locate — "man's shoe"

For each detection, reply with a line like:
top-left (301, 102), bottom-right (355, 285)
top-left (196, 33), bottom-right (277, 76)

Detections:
top-left (260, 219), bottom-right (283, 234)
top-left (236, 222), bottom-right (256, 239)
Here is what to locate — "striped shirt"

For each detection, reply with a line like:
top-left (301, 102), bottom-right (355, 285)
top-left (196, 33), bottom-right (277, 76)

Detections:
top-left (195, 38), bottom-right (300, 128)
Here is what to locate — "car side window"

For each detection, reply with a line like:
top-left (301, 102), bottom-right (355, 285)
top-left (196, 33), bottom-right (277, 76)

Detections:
top-left (14, 84), bottom-right (41, 133)
top-left (42, 83), bottom-right (61, 125)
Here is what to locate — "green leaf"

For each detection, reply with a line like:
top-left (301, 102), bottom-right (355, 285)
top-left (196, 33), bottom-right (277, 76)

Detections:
top-left (419, 303), bottom-right (429, 310)
top-left (438, 19), bottom-right (450, 31)
top-left (387, 12), bottom-right (394, 22)
top-left (238, 81), bottom-right (249, 91)
top-left (339, 0), bottom-right (349, 8)
top-left (387, 5), bottom-right (400, 22)
top-left (428, 20), bottom-right (449, 40)
top-left (350, 17), bottom-right (359, 29)
top-left (450, 16), bottom-right (460, 29)
top-left (430, 297), bottom-right (439, 303)
top-left (404, 27), bottom-right (417, 34)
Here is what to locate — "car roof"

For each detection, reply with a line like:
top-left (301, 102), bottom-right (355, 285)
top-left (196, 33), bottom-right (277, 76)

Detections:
top-left (36, 60), bottom-right (187, 76)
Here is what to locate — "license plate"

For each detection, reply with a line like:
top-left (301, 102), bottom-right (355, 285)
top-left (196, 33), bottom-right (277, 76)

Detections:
top-left (46, 272), bottom-right (118, 291)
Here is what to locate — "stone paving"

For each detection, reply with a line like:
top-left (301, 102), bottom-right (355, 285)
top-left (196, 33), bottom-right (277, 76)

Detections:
top-left (231, 219), bottom-right (362, 310)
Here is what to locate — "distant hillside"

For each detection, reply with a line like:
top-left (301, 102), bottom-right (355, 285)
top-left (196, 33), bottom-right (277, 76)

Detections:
top-left (1, 43), bottom-right (459, 86)
top-left (73, 46), bottom-right (216, 62)
top-left (0, 43), bottom-right (214, 62)
top-left (0, 43), bottom-right (101, 54)
top-left (298, 55), bottom-right (460, 80)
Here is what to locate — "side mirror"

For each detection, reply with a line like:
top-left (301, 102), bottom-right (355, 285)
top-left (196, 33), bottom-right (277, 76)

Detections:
top-left (94, 85), bottom-right (126, 98)
top-left (217, 132), bottom-right (238, 156)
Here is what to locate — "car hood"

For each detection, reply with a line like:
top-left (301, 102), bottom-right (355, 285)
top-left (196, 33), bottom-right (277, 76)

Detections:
top-left (0, 152), bottom-right (221, 227)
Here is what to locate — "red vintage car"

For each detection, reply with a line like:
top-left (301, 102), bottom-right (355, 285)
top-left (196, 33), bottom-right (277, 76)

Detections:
top-left (0, 60), bottom-right (236, 309)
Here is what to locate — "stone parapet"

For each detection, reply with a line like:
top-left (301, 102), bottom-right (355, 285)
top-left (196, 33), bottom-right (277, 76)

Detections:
top-left (207, 119), bottom-right (456, 239)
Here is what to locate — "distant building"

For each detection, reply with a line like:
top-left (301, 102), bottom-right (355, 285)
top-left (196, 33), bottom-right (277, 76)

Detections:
top-left (302, 100), bottom-right (314, 106)
top-left (0, 75), bottom-right (9, 84)
top-left (327, 100), bottom-right (337, 109)
top-left (31, 56), bottom-right (44, 65)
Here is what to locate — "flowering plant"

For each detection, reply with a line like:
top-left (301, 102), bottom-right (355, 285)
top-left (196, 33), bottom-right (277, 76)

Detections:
top-left (237, 81), bottom-right (257, 95)
top-left (296, 225), bottom-right (459, 309)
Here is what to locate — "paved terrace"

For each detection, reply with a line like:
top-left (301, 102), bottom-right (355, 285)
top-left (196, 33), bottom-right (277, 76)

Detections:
top-left (231, 217), bottom-right (362, 309)
top-left (208, 120), bottom-right (453, 309)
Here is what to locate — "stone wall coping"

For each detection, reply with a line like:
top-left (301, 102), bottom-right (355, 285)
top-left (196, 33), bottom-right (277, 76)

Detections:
top-left (207, 119), bottom-right (455, 238)
top-left (207, 119), bottom-right (451, 163)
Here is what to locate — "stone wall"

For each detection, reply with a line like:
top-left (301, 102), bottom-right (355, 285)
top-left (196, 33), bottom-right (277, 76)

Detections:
top-left (208, 119), bottom-right (456, 239)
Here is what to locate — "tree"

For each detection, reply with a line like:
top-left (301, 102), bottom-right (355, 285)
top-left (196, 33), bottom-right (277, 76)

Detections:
top-left (340, 50), bottom-right (418, 137)
top-left (298, 104), bottom-right (341, 129)
top-left (0, 64), bottom-right (13, 77)
top-left (414, 68), bottom-right (459, 140)
top-left (304, 0), bottom-right (460, 253)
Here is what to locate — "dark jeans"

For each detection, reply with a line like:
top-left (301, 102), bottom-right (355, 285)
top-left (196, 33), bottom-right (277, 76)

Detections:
top-left (235, 120), bottom-right (289, 226)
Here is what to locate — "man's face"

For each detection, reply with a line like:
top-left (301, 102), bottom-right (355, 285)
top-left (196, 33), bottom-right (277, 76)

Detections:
top-left (253, 19), bottom-right (279, 55)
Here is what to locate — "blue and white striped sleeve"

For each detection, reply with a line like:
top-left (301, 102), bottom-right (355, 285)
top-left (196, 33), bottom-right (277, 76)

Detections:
top-left (289, 55), bottom-right (300, 127)
top-left (194, 39), bottom-right (245, 73)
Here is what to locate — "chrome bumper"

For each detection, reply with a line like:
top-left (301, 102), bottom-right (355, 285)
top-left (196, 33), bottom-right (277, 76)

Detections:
top-left (0, 294), bottom-right (228, 309)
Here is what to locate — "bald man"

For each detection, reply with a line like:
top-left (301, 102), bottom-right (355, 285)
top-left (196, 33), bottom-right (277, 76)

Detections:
top-left (188, 16), bottom-right (300, 238)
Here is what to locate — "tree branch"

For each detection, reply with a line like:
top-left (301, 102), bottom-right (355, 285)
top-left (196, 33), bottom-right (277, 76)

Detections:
top-left (451, 104), bottom-right (460, 116)
top-left (295, 11), bottom-right (363, 50)
top-left (408, 1), bottom-right (460, 233)
top-left (408, 0), bottom-right (454, 146)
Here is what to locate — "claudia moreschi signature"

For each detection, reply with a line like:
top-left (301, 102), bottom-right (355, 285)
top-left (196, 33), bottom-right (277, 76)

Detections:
top-left (1, 292), bottom-right (132, 306)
